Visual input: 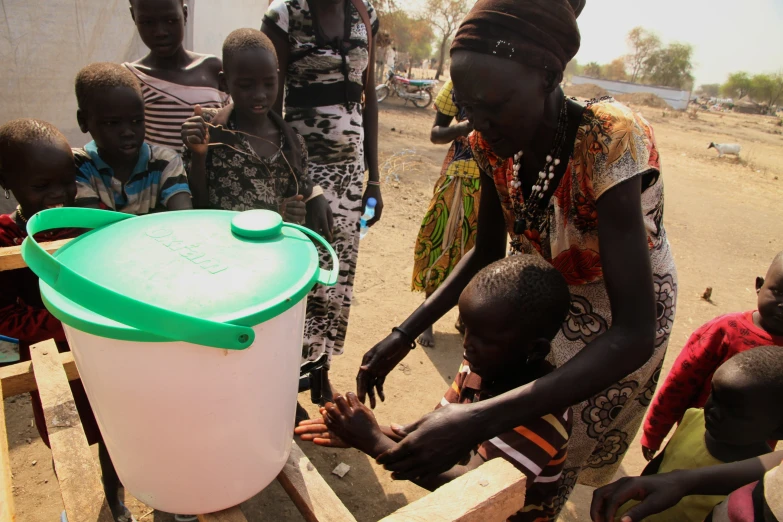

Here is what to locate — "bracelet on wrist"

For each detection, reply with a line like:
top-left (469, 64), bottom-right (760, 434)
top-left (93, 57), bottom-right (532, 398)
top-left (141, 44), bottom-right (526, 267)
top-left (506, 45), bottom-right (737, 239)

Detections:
top-left (367, 180), bottom-right (381, 187)
top-left (392, 327), bottom-right (417, 350)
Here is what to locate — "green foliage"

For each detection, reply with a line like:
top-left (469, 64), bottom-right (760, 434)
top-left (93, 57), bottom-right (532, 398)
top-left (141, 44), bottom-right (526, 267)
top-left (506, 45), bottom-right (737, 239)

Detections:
top-left (721, 72), bottom-right (752, 99)
top-left (749, 73), bottom-right (783, 107)
top-left (425, 0), bottom-right (470, 79)
top-left (583, 62), bottom-right (601, 78)
top-left (601, 58), bottom-right (628, 82)
top-left (641, 42), bottom-right (695, 90)
top-left (378, 10), bottom-right (434, 63)
top-left (625, 27), bottom-right (661, 83)
top-left (564, 59), bottom-right (583, 79)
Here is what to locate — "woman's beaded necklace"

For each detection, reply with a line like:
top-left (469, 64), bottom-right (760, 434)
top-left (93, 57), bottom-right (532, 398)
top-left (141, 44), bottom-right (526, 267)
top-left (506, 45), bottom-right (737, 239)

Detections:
top-left (509, 96), bottom-right (569, 238)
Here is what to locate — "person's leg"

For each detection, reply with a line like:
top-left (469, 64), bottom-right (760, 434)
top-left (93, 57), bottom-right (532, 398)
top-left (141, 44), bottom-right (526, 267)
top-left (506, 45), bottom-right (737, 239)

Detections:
top-left (417, 289), bottom-right (436, 347)
top-left (99, 443), bottom-right (133, 522)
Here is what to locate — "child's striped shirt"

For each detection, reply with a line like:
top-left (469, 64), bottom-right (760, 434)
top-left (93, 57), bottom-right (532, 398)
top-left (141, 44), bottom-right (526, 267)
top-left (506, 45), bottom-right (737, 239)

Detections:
top-left (74, 141), bottom-right (191, 215)
top-left (439, 361), bottom-right (572, 521)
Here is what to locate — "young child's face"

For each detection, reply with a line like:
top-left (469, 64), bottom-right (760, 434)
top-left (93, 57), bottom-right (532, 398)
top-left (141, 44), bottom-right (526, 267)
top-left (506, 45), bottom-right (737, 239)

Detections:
top-left (756, 260), bottom-right (783, 336)
top-left (457, 286), bottom-right (530, 383)
top-left (222, 49), bottom-right (279, 120)
top-left (0, 140), bottom-right (76, 217)
top-left (131, 0), bottom-right (186, 57)
top-left (704, 364), bottom-right (781, 446)
top-left (79, 87), bottom-right (146, 165)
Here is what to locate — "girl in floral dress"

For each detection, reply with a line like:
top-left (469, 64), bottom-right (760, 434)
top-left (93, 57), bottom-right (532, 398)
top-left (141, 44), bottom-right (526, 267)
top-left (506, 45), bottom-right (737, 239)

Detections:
top-left (411, 79), bottom-right (480, 347)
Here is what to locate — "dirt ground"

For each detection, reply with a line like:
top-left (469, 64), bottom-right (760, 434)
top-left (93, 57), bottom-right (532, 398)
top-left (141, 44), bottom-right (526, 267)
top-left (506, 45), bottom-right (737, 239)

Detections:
top-left (6, 98), bottom-right (783, 521)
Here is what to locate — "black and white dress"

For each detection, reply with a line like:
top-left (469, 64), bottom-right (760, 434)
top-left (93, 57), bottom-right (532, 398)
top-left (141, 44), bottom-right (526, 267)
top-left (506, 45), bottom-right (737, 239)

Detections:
top-left (265, 0), bottom-right (379, 365)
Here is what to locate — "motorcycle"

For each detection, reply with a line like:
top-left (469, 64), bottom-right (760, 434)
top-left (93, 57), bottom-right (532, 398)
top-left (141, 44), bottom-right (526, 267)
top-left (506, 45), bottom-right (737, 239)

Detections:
top-left (376, 70), bottom-right (437, 108)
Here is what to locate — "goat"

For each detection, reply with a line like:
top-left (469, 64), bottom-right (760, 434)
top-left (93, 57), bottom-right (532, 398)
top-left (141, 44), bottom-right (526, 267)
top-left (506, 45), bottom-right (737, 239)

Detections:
top-left (708, 142), bottom-right (741, 158)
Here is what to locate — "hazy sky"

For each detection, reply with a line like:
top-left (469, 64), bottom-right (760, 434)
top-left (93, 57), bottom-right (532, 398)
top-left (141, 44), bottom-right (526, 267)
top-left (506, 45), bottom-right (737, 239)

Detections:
top-left (403, 0), bottom-right (783, 86)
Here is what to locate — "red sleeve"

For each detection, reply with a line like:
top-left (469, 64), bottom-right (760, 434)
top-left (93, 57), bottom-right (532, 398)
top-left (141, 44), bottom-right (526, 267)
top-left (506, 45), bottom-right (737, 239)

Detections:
top-left (0, 303), bottom-right (65, 345)
top-left (641, 316), bottom-right (731, 451)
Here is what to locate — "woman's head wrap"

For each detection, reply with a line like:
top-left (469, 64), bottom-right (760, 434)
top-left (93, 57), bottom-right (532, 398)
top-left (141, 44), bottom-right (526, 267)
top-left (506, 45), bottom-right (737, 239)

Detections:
top-left (451, 0), bottom-right (583, 73)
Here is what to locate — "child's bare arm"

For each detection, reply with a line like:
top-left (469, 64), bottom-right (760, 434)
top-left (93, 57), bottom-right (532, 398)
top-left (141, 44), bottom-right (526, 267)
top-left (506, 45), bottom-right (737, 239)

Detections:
top-left (166, 192), bottom-right (193, 211)
top-left (181, 106), bottom-right (210, 208)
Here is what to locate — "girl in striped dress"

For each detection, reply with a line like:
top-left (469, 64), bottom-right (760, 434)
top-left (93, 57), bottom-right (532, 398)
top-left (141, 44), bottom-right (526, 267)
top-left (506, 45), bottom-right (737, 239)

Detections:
top-left (124, 0), bottom-right (229, 151)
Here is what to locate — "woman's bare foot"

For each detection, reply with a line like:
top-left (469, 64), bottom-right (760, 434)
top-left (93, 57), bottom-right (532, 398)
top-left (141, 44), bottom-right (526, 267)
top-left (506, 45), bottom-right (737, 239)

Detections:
top-left (455, 315), bottom-right (465, 335)
top-left (417, 326), bottom-right (435, 347)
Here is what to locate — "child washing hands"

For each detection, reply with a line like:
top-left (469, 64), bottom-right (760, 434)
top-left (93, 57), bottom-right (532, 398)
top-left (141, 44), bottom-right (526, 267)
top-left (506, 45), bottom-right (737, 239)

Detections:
top-left (182, 29), bottom-right (332, 233)
top-left (298, 255), bottom-right (575, 521)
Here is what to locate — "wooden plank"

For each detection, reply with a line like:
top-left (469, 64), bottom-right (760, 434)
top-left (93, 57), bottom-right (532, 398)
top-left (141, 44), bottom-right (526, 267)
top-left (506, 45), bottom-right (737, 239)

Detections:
top-left (0, 383), bottom-right (15, 522)
top-left (198, 507), bottom-right (248, 522)
top-left (0, 352), bottom-right (78, 399)
top-left (378, 459), bottom-right (527, 522)
top-left (0, 239), bottom-right (71, 272)
top-left (30, 341), bottom-right (112, 522)
top-left (277, 441), bottom-right (357, 522)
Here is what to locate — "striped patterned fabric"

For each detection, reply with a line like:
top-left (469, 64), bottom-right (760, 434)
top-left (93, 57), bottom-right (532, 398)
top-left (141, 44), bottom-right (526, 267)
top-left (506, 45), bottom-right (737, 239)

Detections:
top-left (438, 361), bottom-right (572, 521)
top-left (124, 62), bottom-right (230, 150)
top-left (74, 141), bottom-right (191, 215)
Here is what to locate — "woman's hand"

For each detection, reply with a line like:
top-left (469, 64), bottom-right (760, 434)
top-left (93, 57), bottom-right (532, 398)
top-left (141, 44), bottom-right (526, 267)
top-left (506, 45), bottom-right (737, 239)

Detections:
top-left (357, 330), bottom-right (414, 408)
top-left (182, 105), bottom-right (210, 156)
top-left (590, 474), bottom-right (692, 522)
top-left (280, 195), bottom-right (306, 224)
top-left (305, 195), bottom-right (334, 242)
top-left (362, 184), bottom-right (383, 227)
top-left (375, 402), bottom-right (483, 479)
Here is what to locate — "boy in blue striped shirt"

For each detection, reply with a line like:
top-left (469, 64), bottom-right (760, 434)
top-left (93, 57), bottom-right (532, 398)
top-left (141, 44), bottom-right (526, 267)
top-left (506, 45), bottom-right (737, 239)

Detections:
top-left (73, 62), bottom-right (193, 214)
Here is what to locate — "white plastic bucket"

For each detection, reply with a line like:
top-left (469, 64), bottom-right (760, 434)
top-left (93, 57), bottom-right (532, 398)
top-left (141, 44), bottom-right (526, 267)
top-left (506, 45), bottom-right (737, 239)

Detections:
top-left (64, 303), bottom-right (305, 514)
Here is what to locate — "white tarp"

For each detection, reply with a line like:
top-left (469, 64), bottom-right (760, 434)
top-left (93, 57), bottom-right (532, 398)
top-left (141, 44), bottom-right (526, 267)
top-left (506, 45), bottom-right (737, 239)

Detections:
top-left (0, 0), bottom-right (268, 149)
top-left (571, 75), bottom-right (691, 110)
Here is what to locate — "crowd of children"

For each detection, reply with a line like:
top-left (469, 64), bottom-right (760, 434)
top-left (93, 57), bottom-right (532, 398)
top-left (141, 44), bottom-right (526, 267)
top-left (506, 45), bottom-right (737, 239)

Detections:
top-left (1, 0), bottom-right (782, 521)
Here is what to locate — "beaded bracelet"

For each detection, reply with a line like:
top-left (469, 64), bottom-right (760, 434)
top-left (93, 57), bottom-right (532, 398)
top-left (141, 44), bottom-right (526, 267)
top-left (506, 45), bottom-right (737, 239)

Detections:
top-left (392, 326), bottom-right (417, 350)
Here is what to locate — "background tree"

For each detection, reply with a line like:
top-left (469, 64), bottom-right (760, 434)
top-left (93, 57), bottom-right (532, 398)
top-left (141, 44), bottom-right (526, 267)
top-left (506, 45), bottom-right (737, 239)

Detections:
top-left (583, 61), bottom-right (601, 78)
top-left (564, 59), bottom-right (583, 79)
top-left (749, 72), bottom-right (783, 107)
top-left (601, 58), bottom-right (628, 81)
top-left (698, 84), bottom-right (721, 98)
top-left (425, 0), bottom-right (470, 79)
top-left (380, 10), bottom-right (433, 63)
top-left (625, 27), bottom-right (661, 83)
top-left (721, 72), bottom-right (752, 99)
top-left (642, 42), bottom-right (694, 90)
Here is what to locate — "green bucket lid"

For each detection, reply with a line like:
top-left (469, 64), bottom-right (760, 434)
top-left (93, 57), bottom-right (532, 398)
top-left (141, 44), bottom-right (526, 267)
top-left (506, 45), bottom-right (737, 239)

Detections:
top-left (21, 208), bottom-right (338, 350)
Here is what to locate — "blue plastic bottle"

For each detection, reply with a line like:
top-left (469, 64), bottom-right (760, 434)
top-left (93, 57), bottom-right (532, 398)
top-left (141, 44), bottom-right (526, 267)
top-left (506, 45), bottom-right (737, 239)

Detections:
top-left (360, 198), bottom-right (377, 239)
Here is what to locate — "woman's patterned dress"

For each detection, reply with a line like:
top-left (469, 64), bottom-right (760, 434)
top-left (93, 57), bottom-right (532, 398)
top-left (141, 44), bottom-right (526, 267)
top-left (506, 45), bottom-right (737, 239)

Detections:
top-left (265, 0), bottom-right (379, 364)
top-left (411, 80), bottom-right (481, 294)
top-left (472, 98), bottom-right (678, 508)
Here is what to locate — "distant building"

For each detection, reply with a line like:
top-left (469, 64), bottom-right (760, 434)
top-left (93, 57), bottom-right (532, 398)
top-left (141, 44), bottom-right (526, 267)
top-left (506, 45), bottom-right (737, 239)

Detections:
top-left (570, 76), bottom-right (691, 110)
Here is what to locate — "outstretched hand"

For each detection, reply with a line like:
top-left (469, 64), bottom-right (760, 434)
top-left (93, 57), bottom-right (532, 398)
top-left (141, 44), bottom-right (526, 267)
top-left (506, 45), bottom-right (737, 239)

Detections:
top-left (295, 409), bottom-right (349, 448)
top-left (590, 474), bottom-right (691, 522)
top-left (357, 330), bottom-right (414, 408)
top-left (323, 392), bottom-right (390, 457)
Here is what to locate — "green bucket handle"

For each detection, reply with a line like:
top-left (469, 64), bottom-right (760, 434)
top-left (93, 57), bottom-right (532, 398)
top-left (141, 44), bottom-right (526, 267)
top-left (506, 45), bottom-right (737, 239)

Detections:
top-left (287, 223), bottom-right (339, 287)
top-left (21, 208), bottom-right (338, 350)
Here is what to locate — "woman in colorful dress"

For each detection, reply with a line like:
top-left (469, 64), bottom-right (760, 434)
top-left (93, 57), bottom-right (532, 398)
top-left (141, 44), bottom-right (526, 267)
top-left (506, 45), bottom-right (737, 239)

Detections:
top-left (262, 0), bottom-right (382, 402)
top-left (357, 0), bottom-right (678, 512)
top-left (411, 79), bottom-right (479, 347)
